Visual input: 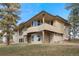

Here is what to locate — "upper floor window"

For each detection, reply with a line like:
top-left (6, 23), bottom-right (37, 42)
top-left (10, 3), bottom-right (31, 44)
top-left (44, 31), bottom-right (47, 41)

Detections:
top-left (38, 20), bottom-right (41, 25)
top-left (32, 20), bottom-right (42, 26)
top-left (50, 20), bottom-right (53, 25)
top-left (47, 20), bottom-right (53, 25)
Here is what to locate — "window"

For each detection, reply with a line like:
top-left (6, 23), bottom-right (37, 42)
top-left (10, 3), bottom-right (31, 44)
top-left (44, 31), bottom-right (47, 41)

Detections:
top-left (38, 35), bottom-right (41, 41)
top-left (32, 20), bottom-right (41, 26)
top-left (31, 35), bottom-right (34, 41)
top-left (38, 20), bottom-right (41, 25)
top-left (47, 20), bottom-right (53, 25)
top-left (32, 21), bottom-right (37, 26)
top-left (19, 38), bottom-right (24, 42)
top-left (31, 34), bottom-right (41, 41)
top-left (51, 21), bottom-right (53, 25)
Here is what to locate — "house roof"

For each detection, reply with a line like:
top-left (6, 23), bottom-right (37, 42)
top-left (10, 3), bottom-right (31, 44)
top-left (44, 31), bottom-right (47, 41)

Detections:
top-left (19, 11), bottom-right (70, 30)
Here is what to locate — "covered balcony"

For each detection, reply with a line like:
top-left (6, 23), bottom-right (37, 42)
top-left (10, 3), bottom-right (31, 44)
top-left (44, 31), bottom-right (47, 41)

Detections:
top-left (23, 23), bottom-right (64, 36)
top-left (23, 12), bottom-right (64, 36)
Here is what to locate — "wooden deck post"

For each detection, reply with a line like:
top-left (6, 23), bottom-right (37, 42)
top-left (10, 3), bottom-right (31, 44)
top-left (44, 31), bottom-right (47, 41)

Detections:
top-left (42, 13), bottom-right (45, 43)
top-left (42, 31), bottom-right (45, 43)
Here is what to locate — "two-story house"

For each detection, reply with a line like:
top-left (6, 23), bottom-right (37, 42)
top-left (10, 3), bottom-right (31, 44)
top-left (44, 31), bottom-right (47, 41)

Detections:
top-left (13, 11), bottom-right (70, 44)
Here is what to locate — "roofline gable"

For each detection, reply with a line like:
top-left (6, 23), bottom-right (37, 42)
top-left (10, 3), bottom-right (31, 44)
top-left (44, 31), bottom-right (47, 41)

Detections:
top-left (19, 10), bottom-right (70, 28)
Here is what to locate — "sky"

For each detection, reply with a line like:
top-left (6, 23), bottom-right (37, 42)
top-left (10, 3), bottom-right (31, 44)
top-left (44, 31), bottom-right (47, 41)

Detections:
top-left (18, 3), bottom-right (70, 24)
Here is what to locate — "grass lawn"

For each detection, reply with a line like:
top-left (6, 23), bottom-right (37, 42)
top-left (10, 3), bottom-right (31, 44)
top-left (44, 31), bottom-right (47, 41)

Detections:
top-left (0, 43), bottom-right (79, 56)
top-left (67, 39), bottom-right (79, 43)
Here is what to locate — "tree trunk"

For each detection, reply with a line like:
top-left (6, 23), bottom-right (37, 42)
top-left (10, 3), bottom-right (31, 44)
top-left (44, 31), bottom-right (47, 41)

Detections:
top-left (6, 32), bottom-right (10, 45)
top-left (6, 36), bottom-right (10, 45)
top-left (68, 32), bottom-right (71, 41)
top-left (6, 24), bottom-right (10, 45)
top-left (73, 25), bottom-right (76, 40)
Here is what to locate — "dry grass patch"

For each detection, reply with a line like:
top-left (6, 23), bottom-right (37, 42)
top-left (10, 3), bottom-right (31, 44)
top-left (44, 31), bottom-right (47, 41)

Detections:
top-left (0, 44), bottom-right (79, 56)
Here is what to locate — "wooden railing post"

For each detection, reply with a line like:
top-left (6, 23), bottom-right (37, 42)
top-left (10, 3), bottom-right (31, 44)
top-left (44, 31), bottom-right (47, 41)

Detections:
top-left (42, 13), bottom-right (45, 43)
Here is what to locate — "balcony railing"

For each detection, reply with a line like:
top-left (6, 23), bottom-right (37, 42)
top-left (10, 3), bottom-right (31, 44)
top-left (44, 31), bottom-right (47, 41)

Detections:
top-left (23, 23), bottom-right (64, 35)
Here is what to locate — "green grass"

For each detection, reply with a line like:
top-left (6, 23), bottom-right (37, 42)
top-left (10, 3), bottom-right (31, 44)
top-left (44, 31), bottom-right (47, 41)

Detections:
top-left (0, 44), bottom-right (79, 56)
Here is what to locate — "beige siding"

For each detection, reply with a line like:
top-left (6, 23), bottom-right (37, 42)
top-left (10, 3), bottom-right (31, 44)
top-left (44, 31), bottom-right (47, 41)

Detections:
top-left (53, 20), bottom-right (64, 33)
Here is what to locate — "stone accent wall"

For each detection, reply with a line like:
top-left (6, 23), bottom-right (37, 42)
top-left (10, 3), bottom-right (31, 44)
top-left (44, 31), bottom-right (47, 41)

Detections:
top-left (50, 33), bottom-right (63, 44)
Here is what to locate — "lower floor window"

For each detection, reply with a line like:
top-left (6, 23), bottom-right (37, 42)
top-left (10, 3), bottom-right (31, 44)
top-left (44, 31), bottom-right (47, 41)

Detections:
top-left (31, 34), bottom-right (41, 41)
top-left (38, 35), bottom-right (41, 41)
top-left (19, 38), bottom-right (24, 42)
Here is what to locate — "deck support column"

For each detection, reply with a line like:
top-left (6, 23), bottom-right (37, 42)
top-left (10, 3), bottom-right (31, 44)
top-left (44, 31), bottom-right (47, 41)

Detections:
top-left (42, 13), bottom-right (45, 43)
top-left (42, 31), bottom-right (45, 43)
